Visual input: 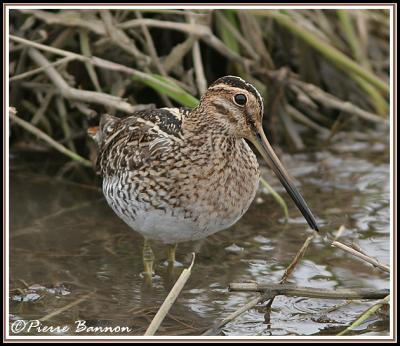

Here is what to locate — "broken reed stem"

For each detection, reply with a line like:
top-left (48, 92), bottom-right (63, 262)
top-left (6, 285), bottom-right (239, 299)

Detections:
top-left (9, 107), bottom-right (92, 167)
top-left (323, 225), bottom-right (390, 274)
top-left (228, 283), bottom-right (389, 300)
top-left (144, 253), bottom-right (195, 336)
top-left (331, 239), bottom-right (390, 273)
top-left (337, 295), bottom-right (390, 336)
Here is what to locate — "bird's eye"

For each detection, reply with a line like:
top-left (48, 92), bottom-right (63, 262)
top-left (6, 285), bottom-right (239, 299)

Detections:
top-left (234, 94), bottom-right (247, 106)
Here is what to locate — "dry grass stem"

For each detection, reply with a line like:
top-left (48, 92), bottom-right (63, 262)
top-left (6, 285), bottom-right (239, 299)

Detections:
top-left (144, 253), bottom-right (195, 336)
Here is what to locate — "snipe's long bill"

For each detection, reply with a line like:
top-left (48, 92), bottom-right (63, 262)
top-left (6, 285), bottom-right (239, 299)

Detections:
top-left (89, 75), bottom-right (319, 276)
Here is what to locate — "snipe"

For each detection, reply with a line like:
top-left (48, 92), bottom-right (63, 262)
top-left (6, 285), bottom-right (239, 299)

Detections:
top-left (89, 76), bottom-right (318, 275)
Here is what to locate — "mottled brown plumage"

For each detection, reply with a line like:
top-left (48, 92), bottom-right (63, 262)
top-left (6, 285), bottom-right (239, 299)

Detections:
top-left (90, 76), bottom-right (318, 247)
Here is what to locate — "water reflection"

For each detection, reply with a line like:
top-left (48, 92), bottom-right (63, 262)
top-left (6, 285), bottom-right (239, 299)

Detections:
top-left (9, 130), bottom-right (390, 336)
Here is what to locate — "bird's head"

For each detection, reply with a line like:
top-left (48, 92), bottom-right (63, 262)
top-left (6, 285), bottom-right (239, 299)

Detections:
top-left (201, 75), bottom-right (319, 232)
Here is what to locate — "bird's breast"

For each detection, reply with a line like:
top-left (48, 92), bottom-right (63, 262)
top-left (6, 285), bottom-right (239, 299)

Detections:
top-left (183, 139), bottom-right (260, 231)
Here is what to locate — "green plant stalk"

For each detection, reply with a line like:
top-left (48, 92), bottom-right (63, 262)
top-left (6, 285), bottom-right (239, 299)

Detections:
top-left (337, 10), bottom-right (388, 117)
top-left (132, 73), bottom-right (199, 108)
top-left (260, 176), bottom-right (289, 220)
top-left (252, 10), bottom-right (389, 95)
top-left (337, 295), bottom-right (390, 336)
top-left (337, 10), bottom-right (369, 67)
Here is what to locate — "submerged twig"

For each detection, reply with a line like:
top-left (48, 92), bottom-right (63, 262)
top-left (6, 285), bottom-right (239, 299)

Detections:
top-left (202, 292), bottom-right (273, 336)
top-left (40, 292), bottom-right (94, 322)
top-left (323, 225), bottom-right (390, 274)
top-left (144, 253), bottom-right (195, 336)
top-left (229, 283), bottom-right (389, 300)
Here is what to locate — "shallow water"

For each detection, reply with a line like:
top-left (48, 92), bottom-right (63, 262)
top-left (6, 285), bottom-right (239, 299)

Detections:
top-left (9, 129), bottom-right (390, 337)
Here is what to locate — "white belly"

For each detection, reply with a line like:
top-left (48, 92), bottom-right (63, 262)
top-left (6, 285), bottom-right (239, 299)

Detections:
top-left (103, 178), bottom-right (255, 244)
top-left (104, 191), bottom-right (249, 244)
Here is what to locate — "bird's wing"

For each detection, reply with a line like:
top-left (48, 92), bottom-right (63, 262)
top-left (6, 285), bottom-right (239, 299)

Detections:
top-left (90, 108), bottom-right (189, 175)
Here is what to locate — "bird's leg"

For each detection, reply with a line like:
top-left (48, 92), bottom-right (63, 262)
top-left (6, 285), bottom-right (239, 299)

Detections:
top-left (167, 243), bottom-right (177, 264)
top-left (142, 238), bottom-right (155, 276)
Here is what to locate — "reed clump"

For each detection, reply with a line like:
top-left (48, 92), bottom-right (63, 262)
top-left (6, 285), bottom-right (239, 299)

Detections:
top-left (9, 9), bottom-right (390, 165)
